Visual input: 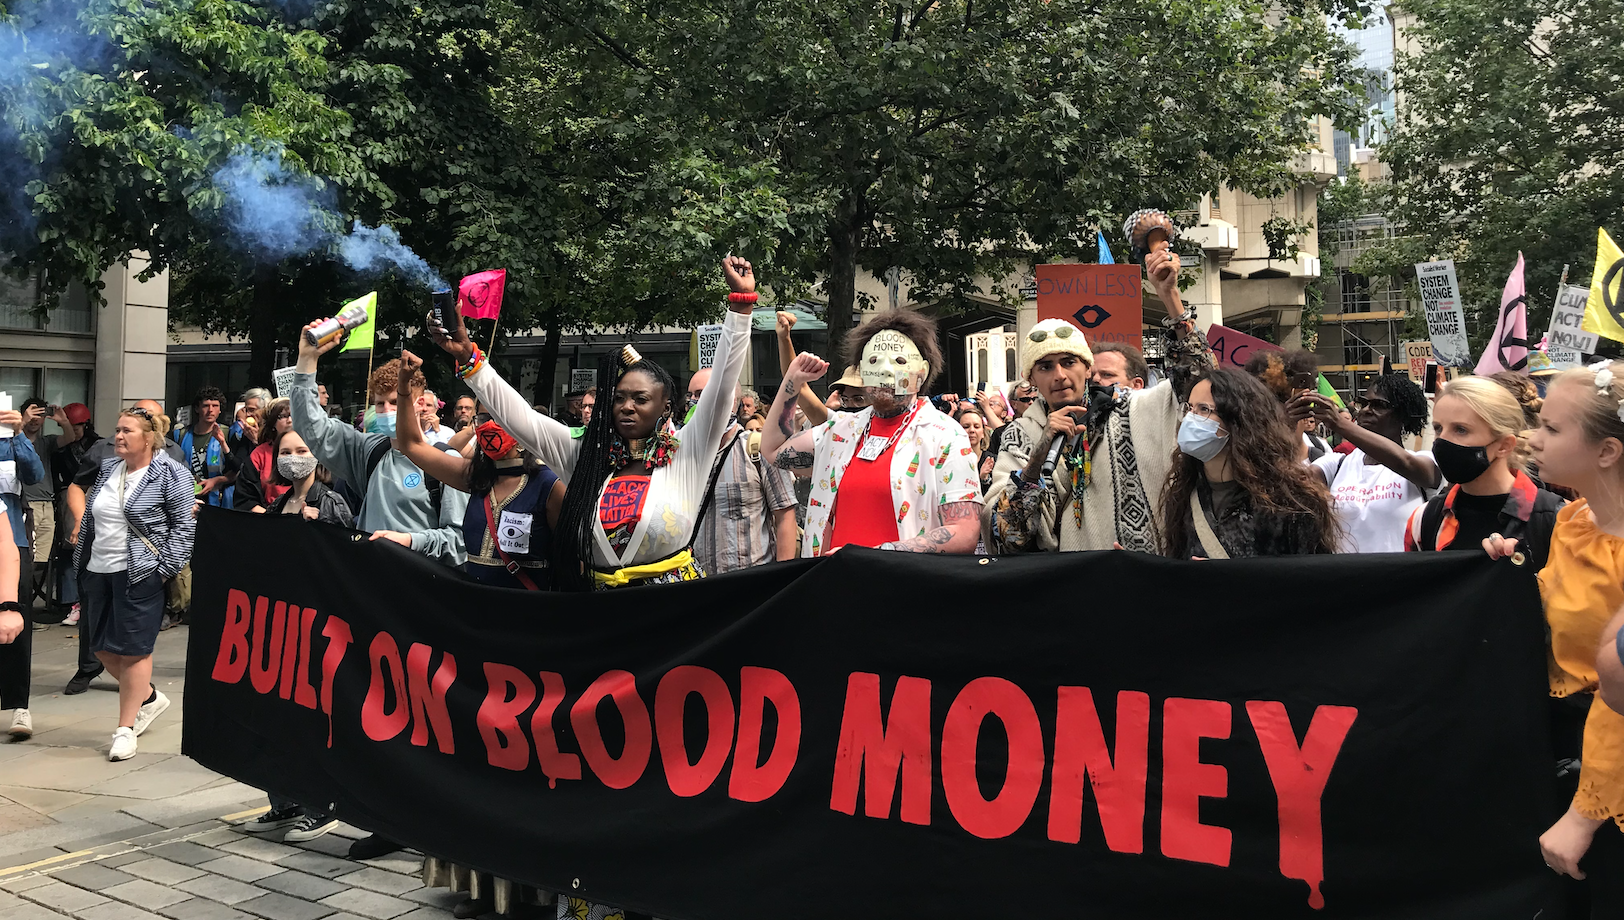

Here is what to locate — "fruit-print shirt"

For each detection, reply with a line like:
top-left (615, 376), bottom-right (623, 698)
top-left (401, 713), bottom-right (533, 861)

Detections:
top-left (802, 399), bottom-right (984, 557)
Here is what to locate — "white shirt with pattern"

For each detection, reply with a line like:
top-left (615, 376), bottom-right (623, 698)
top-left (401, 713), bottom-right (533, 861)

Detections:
top-left (800, 401), bottom-right (984, 557)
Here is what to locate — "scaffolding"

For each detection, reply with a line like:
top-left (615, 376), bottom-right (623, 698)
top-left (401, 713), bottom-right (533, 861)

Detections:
top-left (1314, 215), bottom-right (1418, 400)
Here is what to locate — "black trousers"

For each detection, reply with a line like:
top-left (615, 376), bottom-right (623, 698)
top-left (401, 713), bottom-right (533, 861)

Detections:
top-left (75, 560), bottom-right (101, 678)
top-left (0, 545), bottom-right (33, 710)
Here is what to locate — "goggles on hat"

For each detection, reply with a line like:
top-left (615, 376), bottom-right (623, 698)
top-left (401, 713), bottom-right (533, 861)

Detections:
top-left (476, 420), bottom-right (519, 460)
top-left (1028, 325), bottom-right (1077, 344)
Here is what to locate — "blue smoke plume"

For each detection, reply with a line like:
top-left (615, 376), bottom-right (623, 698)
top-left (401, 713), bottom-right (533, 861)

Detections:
top-left (213, 144), bottom-right (447, 289)
top-left (0, 0), bottom-right (118, 246)
top-left (213, 145), bottom-right (338, 262)
top-left (338, 223), bottom-right (445, 290)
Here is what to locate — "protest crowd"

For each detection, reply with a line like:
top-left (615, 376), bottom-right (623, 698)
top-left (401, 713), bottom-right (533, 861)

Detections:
top-left (5, 211), bottom-right (1624, 920)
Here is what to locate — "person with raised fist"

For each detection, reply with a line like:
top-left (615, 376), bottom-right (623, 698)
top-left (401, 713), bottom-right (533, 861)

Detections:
top-left (429, 257), bottom-right (758, 592)
top-left (759, 310), bottom-right (983, 555)
top-left (290, 303), bottom-right (468, 862)
top-left (984, 211), bottom-right (1213, 555)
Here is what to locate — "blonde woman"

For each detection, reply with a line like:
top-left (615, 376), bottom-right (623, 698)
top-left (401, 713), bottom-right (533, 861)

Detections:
top-left (1404, 376), bottom-right (1563, 568)
top-left (953, 404), bottom-right (995, 490)
top-left (1484, 361), bottom-right (1624, 888)
top-left (75, 408), bottom-right (195, 761)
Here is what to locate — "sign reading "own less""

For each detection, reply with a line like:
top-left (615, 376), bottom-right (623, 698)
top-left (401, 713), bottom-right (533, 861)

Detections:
top-left (1035, 263), bottom-right (1145, 351)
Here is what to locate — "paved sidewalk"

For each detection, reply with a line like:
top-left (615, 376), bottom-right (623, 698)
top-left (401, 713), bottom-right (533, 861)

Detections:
top-left (0, 624), bottom-right (452, 920)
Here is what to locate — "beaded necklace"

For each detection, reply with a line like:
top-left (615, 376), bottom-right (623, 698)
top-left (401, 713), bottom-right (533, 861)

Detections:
top-left (606, 420), bottom-right (679, 470)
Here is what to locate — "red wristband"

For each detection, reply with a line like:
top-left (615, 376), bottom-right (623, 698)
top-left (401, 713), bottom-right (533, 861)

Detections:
top-left (727, 292), bottom-right (759, 304)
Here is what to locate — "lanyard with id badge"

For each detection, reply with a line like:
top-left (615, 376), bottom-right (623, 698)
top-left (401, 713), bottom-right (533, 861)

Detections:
top-left (854, 398), bottom-right (924, 463)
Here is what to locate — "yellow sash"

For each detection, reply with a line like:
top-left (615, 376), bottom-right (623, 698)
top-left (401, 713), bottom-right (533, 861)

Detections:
top-left (592, 549), bottom-right (698, 588)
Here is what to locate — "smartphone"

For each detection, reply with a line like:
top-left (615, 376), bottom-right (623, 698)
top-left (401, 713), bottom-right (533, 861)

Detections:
top-left (1423, 362), bottom-right (1439, 395)
top-left (975, 380), bottom-right (986, 396)
top-left (1290, 370), bottom-right (1317, 393)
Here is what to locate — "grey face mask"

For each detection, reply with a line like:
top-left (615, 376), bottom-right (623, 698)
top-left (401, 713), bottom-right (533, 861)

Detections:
top-left (277, 454), bottom-right (318, 482)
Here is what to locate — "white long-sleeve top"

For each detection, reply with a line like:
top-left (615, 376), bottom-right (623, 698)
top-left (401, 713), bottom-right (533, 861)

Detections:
top-left (465, 308), bottom-right (751, 571)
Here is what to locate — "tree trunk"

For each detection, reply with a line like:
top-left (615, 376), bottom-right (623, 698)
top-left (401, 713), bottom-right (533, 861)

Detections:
top-left (533, 313), bottom-right (563, 409)
top-left (823, 204), bottom-right (863, 363)
top-left (247, 264), bottom-right (280, 388)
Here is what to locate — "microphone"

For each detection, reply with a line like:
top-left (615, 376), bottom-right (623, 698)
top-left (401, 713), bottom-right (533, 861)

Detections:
top-left (1040, 432), bottom-right (1067, 479)
top-left (1040, 428), bottom-right (1086, 479)
top-left (1040, 389), bottom-right (1113, 479)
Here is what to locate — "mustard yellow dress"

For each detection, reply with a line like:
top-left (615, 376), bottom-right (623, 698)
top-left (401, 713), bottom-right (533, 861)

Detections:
top-left (1538, 499), bottom-right (1624, 825)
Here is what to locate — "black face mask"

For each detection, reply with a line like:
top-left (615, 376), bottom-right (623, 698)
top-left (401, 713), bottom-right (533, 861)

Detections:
top-left (1432, 437), bottom-right (1494, 484)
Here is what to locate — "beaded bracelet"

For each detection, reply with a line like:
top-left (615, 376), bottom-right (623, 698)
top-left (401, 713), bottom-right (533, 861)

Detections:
top-left (727, 292), bottom-right (759, 304)
top-left (456, 344), bottom-right (487, 380)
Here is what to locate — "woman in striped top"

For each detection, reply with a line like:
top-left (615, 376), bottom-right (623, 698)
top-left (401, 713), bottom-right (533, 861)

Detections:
top-left (74, 407), bottom-right (196, 762)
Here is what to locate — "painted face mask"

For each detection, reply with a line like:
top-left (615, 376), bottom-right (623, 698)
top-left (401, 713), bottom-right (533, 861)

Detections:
top-left (366, 410), bottom-right (398, 438)
top-left (860, 330), bottom-right (929, 396)
top-left (476, 420), bottom-right (518, 460)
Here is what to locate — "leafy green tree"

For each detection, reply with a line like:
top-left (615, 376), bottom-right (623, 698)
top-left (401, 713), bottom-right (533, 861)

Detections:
top-left (167, 0), bottom-right (793, 391)
top-left (0, 0), bottom-right (366, 295)
top-left (530, 0), bottom-right (1367, 347)
top-left (1373, 0), bottom-right (1624, 348)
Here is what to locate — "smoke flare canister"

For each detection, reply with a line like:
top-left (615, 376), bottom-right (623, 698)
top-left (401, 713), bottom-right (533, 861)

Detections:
top-left (305, 301), bottom-right (372, 347)
top-left (430, 288), bottom-right (455, 332)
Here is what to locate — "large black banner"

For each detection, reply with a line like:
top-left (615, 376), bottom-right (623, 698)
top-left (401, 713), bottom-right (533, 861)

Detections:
top-left (184, 508), bottom-right (1561, 919)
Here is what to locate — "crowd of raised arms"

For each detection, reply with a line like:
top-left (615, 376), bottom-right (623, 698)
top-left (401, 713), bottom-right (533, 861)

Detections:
top-left (6, 229), bottom-right (1624, 918)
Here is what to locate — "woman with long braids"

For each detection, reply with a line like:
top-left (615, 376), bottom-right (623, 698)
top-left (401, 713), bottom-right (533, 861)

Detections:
top-left (429, 258), bottom-right (757, 590)
top-left (1158, 368), bottom-right (1338, 558)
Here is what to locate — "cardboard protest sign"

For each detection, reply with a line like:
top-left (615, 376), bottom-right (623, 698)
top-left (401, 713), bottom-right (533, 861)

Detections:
top-left (1402, 341), bottom-right (1435, 384)
top-left (1415, 261), bottom-right (1470, 367)
top-left (691, 324), bottom-right (725, 370)
top-left (1206, 324), bottom-right (1281, 369)
top-left (1036, 264), bottom-right (1144, 351)
top-left (1547, 284), bottom-right (1597, 367)
top-left (272, 367), bottom-right (297, 400)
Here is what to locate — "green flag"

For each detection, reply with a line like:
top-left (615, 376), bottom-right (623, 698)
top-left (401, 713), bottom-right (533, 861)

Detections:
top-left (1316, 374), bottom-right (1345, 409)
top-left (338, 292), bottom-right (378, 353)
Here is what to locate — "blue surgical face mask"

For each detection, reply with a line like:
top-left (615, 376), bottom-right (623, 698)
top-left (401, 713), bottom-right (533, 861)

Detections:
top-left (1177, 412), bottom-right (1229, 462)
top-left (367, 410), bottom-right (398, 438)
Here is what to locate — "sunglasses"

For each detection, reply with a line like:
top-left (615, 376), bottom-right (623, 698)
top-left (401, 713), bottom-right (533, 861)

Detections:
top-left (1011, 394), bottom-right (1036, 404)
top-left (1359, 397), bottom-right (1393, 412)
top-left (1028, 326), bottom-right (1077, 344)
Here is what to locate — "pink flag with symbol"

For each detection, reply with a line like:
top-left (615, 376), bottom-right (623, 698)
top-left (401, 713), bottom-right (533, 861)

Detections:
top-left (1474, 252), bottom-right (1529, 375)
top-left (459, 269), bottom-right (507, 321)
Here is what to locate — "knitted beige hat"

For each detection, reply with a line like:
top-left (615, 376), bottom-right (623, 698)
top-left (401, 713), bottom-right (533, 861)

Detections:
top-left (1020, 318), bottom-right (1094, 378)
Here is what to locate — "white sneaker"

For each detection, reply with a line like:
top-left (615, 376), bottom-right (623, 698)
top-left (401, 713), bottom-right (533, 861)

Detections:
top-left (61, 606), bottom-right (79, 626)
top-left (108, 727), bottom-right (137, 761)
top-left (9, 709), bottom-right (31, 740)
top-left (132, 690), bottom-right (170, 737)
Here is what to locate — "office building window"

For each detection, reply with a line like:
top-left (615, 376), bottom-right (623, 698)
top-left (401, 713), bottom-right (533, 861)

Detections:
top-left (0, 272), bottom-right (93, 333)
